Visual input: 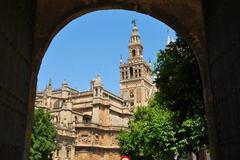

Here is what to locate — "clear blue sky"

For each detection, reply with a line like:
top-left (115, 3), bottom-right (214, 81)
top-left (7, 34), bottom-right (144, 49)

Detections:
top-left (37, 10), bottom-right (175, 95)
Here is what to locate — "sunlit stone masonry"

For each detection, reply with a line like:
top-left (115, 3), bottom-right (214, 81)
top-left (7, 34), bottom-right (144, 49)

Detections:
top-left (35, 22), bottom-right (156, 160)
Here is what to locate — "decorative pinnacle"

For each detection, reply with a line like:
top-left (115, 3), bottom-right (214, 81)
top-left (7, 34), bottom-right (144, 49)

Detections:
top-left (120, 54), bottom-right (123, 63)
top-left (62, 79), bottom-right (68, 86)
top-left (149, 58), bottom-right (151, 64)
top-left (48, 79), bottom-right (52, 86)
top-left (166, 29), bottom-right (172, 45)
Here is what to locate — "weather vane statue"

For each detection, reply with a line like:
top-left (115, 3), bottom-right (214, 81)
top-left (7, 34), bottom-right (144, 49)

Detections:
top-left (132, 19), bottom-right (137, 26)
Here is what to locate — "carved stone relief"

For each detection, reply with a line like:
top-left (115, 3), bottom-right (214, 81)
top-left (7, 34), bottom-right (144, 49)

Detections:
top-left (79, 134), bottom-right (92, 144)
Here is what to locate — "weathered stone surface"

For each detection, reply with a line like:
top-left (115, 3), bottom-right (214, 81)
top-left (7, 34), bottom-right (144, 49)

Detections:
top-left (0, 0), bottom-right (35, 159)
top-left (204, 0), bottom-right (240, 159)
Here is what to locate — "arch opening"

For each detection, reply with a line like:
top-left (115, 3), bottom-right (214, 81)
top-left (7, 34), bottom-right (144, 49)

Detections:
top-left (29, 1), bottom-right (216, 160)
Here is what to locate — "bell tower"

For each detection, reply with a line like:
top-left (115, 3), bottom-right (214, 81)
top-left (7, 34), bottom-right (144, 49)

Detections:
top-left (128, 20), bottom-right (143, 62)
top-left (120, 20), bottom-right (155, 110)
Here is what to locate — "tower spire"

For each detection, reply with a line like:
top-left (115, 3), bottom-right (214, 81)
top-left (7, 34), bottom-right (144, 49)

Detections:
top-left (128, 20), bottom-right (143, 61)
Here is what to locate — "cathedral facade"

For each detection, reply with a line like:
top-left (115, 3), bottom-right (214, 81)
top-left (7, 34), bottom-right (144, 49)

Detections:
top-left (35, 22), bottom-right (156, 160)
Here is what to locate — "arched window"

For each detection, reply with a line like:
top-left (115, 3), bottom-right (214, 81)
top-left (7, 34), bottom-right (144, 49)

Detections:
top-left (66, 149), bottom-right (70, 158)
top-left (56, 149), bottom-right (59, 157)
top-left (130, 102), bottom-right (134, 106)
top-left (130, 90), bottom-right (134, 98)
top-left (83, 115), bottom-right (92, 124)
top-left (75, 116), bottom-right (78, 123)
top-left (132, 49), bottom-right (136, 57)
top-left (130, 67), bottom-right (133, 78)
top-left (95, 88), bottom-right (98, 96)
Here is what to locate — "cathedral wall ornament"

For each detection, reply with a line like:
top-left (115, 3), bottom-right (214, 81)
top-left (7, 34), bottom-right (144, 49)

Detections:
top-left (79, 134), bottom-right (92, 144)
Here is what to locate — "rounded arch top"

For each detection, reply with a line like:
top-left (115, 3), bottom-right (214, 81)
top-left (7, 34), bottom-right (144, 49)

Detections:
top-left (33, 0), bottom-right (205, 76)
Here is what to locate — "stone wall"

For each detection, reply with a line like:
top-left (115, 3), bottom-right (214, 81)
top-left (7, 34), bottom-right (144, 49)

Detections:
top-left (204, 0), bottom-right (240, 159)
top-left (0, 0), bottom-right (35, 159)
top-left (75, 149), bottom-right (120, 160)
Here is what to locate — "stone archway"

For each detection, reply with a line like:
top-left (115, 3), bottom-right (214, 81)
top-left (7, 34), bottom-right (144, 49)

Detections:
top-left (29, 0), bottom-right (218, 159)
top-left (7, 0), bottom-right (240, 160)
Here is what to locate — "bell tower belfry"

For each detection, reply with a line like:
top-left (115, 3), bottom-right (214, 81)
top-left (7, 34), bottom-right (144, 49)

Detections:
top-left (120, 20), bottom-right (155, 110)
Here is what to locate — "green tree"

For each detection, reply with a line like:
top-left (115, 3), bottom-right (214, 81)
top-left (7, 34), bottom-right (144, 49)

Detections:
top-left (154, 37), bottom-right (204, 120)
top-left (29, 108), bottom-right (57, 160)
top-left (177, 116), bottom-right (207, 155)
top-left (153, 36), bottom-right (208, 157)
top-left (119, 106), bottom-right (177, 160)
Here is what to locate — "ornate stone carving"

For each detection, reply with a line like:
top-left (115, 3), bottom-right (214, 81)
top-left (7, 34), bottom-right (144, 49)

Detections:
top-left (79, 134), bottom-right (92, 143)
top-left (93, 133), bottom-right (100, 145)
top-left (112, 136), bottom-right (118, 145)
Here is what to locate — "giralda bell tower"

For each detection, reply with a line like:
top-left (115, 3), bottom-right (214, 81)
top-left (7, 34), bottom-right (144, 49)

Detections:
top-left (120, 20), bottom-right (156, 110)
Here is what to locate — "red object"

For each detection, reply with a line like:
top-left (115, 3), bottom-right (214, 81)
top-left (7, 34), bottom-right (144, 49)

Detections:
top-left (120, 156), bottom-right (131, 160)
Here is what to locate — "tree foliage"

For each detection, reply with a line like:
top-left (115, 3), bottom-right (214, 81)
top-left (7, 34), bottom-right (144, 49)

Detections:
top-left (153, 36), bottom-right (208, 156)
top-left (119, 106), bottom-right (177, 160)
top-left (119, 36), bottom-right (208, 159)
top-left (154, 37), bottom-right (204, 120)
top-left (177, 116), bottom-right (207, 155)
top-left (29, 108), bottom-right (57, 160)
